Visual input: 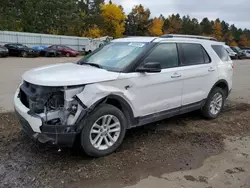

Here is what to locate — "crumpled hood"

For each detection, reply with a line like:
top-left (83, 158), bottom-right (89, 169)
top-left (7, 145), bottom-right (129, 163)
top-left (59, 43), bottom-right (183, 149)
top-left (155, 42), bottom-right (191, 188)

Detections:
top-left (22, 63), bottom-right (120, 86)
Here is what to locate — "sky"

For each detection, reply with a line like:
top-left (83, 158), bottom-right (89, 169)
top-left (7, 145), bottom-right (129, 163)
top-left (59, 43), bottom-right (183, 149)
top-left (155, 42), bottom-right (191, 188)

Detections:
top-left (110, 0), bottom-right (250, 30)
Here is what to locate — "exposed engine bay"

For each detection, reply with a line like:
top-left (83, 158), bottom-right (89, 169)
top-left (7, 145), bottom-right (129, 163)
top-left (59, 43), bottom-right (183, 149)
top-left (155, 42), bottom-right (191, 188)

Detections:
top-left (19, 81), bottom-right (85, 126)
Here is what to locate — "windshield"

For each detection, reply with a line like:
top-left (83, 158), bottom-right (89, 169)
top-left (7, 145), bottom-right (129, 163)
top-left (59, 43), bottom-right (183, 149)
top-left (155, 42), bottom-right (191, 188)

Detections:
top-left (17, 44), bottom-right (28, 48)
top-left (78, 42), bottom-right (148, 71)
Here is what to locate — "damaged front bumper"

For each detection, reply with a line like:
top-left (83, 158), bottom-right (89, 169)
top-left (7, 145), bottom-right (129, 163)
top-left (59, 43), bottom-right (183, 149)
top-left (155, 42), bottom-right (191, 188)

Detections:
top-left (16, 110), bottom-right (77, 146)
top-left (14, 87), bottom-right (82, 147)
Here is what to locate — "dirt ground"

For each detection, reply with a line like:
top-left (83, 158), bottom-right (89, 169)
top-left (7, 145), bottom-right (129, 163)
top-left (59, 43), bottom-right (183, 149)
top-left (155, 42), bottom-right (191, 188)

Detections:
top-left (0, 58), bottom-right (250, 188)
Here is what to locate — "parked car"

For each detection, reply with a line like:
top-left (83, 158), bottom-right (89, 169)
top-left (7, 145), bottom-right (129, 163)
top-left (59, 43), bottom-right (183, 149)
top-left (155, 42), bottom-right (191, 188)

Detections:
top-left (224, 45), bottom-right (238, 59)
top-left (32, 45), bottom-right (48, 51)
top-left (4, 43), bottom-right (39, 57)
top-left (0, 45), bottom-right (9, 57)
top-left (48, 45), bottom-right (79, 57)
top-left (14, 35), bottom-right (233, 157)
top-left (242, 50), bottom-right (250, 58)
top-left (230, 46), bottom-right (246, 59)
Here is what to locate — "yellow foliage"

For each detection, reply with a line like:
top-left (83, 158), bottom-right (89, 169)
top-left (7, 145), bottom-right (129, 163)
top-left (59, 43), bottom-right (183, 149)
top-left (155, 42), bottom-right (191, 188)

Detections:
top-left (238, 34), bottom-right (250, 47)
top-left (212, 21), bottom-right (223, 41)
top-left (149, 18), bottom-right (164, 36)
top-left (101, 3), bottom-right (126, 38)
top-left (85, 25), bottom-right (102, 38)
top-left (229, 41), bottom-right (238, 46)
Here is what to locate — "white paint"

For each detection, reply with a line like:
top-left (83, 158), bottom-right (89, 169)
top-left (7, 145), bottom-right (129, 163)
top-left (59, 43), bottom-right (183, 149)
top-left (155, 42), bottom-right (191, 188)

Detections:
top-left (14, 89), bottom-right (42, 133)
top-left (22, 63), bottom-right (120, 86)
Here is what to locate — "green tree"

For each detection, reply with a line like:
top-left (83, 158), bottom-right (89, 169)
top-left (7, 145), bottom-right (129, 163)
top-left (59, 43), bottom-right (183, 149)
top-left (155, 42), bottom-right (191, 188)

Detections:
top-left (125, 4), bottom-right (151, 36)
top-left (200, 18), bottom-right (213, 35)
top-left (163, 14), bottom-right (182, 34)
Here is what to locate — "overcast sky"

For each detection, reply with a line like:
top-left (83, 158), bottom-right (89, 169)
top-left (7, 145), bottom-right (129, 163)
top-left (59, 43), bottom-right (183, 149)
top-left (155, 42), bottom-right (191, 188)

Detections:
top-left (111, 0), bottom-right (250, 30)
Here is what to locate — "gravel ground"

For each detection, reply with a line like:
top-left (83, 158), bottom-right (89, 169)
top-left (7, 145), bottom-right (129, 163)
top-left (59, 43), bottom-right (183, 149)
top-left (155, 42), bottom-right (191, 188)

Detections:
top-left (1, 102), bottom-right (250, 188)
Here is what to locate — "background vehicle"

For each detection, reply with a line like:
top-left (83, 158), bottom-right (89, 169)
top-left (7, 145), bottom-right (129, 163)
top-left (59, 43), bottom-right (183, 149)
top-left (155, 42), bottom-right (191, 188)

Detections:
top-left (230, 46), bottom-right (246, 59)
top-left (32, 45), bottom-right (48, 51)
top-left (242, 50), bottom-right (250, 58)
top-left (0, 45), bottom-right (8, 57)
top-left (82, 36), bottom-right (113, 54)
top-left (15, 35), bottom-right (233, 157)
top-left (4, 43), bottom-right (39, 57)
top-left (224, 45), bottom-right (238, 59)
top-left (48, 45), bottom-right (79, 57)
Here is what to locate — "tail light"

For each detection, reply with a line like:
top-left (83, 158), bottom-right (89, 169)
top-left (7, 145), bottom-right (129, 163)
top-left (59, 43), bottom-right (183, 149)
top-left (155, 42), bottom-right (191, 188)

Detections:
top-left (231, 63), bottom-right (234, 69)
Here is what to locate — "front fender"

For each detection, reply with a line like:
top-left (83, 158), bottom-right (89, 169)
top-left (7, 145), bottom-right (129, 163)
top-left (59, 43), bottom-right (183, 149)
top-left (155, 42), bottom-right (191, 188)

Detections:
top-left (76, 84), bottom-right (135, 114)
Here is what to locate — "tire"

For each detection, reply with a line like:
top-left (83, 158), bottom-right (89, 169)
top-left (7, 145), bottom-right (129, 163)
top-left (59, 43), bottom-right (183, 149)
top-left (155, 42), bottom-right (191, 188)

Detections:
top-left (80, 104), bottom-right (127, 157)
top-left (66, 52), bottom-right (70, 57)
top-left (201, 87), bottom-right (225, 119)
top-left (21, 51), bottom-right (28, 57)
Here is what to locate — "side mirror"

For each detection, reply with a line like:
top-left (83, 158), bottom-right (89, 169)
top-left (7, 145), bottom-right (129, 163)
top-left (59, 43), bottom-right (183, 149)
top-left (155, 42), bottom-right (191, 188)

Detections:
top-left (136, 62), bottom-right (162, 73)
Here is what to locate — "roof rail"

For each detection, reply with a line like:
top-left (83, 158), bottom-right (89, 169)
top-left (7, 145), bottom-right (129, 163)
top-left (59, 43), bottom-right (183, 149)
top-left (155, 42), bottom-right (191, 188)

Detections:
top-left (161, 34), bottom-right (217, 41)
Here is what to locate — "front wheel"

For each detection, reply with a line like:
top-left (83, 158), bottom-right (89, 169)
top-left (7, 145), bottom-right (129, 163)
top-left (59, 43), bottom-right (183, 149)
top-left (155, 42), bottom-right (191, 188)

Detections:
top-left (201, 87), bottom-right (225, 119)
top-left (80, 104), bottom-right (127, 157)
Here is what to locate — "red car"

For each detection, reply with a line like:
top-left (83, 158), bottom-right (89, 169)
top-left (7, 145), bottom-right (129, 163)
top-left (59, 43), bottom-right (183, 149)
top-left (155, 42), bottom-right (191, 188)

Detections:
top-left (48, 45), bottom-right (79, 57)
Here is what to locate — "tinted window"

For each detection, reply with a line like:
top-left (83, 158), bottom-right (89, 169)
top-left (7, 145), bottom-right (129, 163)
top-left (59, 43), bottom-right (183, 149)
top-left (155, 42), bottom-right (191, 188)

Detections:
top-left (144, 43), bottom-right (179, 69)
top-left (178, 43), bottom-right (206, 65)
top-left (212, 45), bottom-right (230, 61)
top-left (202, 48), bottom-right (211, 63)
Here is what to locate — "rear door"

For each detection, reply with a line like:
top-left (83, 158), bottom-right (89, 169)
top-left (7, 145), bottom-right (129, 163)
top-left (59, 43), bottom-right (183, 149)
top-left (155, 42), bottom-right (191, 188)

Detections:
top-left (177, 43), bottom-right (218, 106)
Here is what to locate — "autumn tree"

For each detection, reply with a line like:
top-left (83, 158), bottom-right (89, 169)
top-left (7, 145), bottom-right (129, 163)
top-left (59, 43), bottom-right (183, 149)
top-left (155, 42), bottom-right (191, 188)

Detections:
top-left (238, 34), bottom-right (249, 47)
top-left (125, 4), bottom-right (151, 36)
top-left (85, 25), bottom-right (102, 38)
top-left (149, 17), bottom-right (164, 36)
top-left (163, 14), bottom-right (182, 34)
top-left (212, 19), bottom-right (223, 41)
top-left (101, 3), bottom-right (126, 38)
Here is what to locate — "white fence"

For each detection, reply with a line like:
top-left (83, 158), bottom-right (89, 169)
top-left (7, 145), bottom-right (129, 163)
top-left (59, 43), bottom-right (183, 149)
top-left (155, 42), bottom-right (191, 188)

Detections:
top-left (0, 31), bottom-right (92, 51)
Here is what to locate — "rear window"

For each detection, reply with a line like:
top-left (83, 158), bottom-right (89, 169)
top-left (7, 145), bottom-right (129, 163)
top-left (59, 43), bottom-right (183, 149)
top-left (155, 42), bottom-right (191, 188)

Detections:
top-left (178, 43), bottom-right (211, 66)
top-left (212, 45), bottom-right (230, 61)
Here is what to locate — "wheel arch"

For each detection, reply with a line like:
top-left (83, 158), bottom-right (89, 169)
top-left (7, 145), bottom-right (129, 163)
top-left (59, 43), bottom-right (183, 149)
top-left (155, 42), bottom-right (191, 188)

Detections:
top-left (76, 94), bottom-right (135, 132)
top-left (209, 79), bottom-right (229, 98)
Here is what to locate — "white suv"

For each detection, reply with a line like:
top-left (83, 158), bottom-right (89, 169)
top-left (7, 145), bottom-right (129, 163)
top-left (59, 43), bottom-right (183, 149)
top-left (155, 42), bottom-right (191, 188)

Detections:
top-left (14, 35), bottom-right (233, 157)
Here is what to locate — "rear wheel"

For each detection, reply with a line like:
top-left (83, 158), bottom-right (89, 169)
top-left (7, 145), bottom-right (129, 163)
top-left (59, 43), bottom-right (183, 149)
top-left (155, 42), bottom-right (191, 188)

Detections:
top-left (201, 87), bottom-right (225, 119)
top-left (21, 51), bottom-right (28, 57)
top-left (80, 104), bottom-right (126, 157)
top-left (66, 52), bottom-right (70, 57)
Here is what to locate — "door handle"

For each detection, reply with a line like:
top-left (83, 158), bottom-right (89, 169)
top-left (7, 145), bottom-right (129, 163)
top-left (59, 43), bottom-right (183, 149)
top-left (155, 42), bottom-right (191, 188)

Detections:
top-left (208, 67), bottom-right (216, 72)
top-left (171, 72), bottom-right (181, 78)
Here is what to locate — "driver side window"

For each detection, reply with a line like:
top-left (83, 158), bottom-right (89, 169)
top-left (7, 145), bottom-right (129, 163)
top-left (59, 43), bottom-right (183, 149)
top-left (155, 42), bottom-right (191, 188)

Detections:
top-left (144, 43), bottom-right (179, 69)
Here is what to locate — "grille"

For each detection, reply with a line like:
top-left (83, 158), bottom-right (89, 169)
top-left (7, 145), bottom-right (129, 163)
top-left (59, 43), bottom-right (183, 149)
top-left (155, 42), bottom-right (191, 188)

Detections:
top-left (19, 88), bottom-right (29, 108)
top-left (19, 81), bottom-right (64, 113)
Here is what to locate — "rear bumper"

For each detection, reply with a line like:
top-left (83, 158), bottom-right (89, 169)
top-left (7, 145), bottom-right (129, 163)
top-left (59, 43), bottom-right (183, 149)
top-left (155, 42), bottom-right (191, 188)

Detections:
top-left (14, 90), bottom-right (77, 147)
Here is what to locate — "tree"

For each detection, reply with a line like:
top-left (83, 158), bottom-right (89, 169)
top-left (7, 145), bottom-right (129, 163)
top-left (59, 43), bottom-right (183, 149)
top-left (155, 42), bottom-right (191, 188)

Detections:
top-left (200, 18), bottom-right (213, 35)
top-left (149, 17), bottom-right (164, 36)
top-left (85, 25), bottom-right (102, 38)
top-left (212, 20), bottom-right (223, 41)
top-left (181, 16), bottom-right (200, 35)
top-left (238, 34), bottom-right (250, 47)
top-left (163, 14), bottom-right (182, 34)
top-left (101, 3), bottom-right (126, 38)
top-left (125, 4), bottom-right (151, 36)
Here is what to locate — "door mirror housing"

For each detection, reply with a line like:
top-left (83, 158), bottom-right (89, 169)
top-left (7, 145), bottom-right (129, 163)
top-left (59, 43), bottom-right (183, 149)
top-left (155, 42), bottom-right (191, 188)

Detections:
top-left (136, 62), bottom-right (162, 73)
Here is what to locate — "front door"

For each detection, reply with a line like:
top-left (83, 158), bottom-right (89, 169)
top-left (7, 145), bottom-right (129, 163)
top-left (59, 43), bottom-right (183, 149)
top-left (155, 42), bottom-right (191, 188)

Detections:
top-left (119, 42), bottom-right (183, 117)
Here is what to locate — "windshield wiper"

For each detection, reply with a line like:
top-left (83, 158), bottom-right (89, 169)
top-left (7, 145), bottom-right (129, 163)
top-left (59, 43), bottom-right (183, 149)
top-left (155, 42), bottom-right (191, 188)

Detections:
top-left (80, 62), bottom-right (103, 69)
